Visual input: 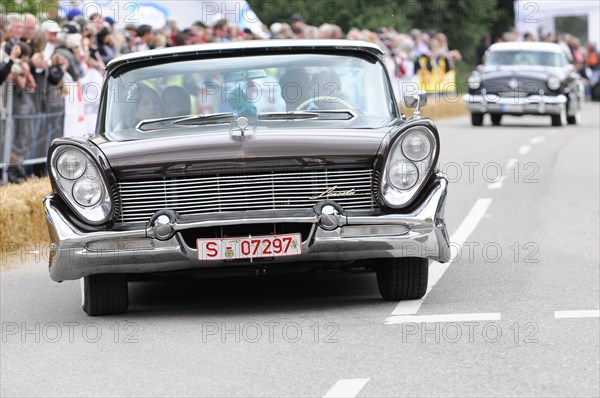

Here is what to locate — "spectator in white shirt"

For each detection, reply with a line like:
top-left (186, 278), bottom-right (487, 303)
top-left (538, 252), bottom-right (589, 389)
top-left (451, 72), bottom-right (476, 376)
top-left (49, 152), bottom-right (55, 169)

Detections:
top-left (41, 20), bottom-right (61, 62)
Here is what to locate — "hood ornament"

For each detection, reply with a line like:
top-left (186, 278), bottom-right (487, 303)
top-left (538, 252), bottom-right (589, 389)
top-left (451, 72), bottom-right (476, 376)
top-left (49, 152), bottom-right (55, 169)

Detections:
top-left (236, 117), bottom-right (249, 133)
top-left (230, 116), bottom-right (253, 138)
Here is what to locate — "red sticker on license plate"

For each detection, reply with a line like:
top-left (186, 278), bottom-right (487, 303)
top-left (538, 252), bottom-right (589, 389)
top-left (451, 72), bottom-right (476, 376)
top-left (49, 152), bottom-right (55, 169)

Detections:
top-left (197, 233), bottom-right (302, 261)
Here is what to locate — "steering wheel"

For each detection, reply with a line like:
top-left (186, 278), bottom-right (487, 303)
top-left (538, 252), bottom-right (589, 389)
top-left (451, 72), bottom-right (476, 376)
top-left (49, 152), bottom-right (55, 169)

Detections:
top-left (296, 95), bottom-right (356, 111)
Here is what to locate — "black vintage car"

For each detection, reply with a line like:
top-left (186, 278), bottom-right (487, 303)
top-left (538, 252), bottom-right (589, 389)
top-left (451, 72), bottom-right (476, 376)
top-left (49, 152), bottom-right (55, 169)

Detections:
top-left (464, 42), bottom-right (584, 126)
top-left (45, 41), bottom-right (450, 315)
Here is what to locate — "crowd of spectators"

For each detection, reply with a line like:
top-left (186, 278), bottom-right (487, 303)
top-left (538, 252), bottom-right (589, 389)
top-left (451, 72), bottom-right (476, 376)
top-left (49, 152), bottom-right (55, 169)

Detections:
top-left (1, 10), bottom-right (599, 178)
top-left (0, 11), bottom-right (465, 88)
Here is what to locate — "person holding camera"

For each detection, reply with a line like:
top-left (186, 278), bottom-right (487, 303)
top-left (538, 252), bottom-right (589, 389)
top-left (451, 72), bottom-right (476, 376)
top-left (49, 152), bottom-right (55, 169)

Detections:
top-left (0, 41), bottom-right (21, 85)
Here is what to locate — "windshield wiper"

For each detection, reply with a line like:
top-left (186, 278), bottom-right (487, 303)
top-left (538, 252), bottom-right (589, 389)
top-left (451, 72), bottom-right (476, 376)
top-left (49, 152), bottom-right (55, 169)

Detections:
top-left (257, 110), bottom-right (357, 121)
top-left (136, 109), bottom-right (357, 132)
top-left (136, 112), bottom-right (236, 131)
top-left (136, 115), bottom-right (192, 131)
top-left (257, 111), bottom-right (320, 120)
top-left (173, 112), bottom-right (236, 126)
top-left (309, 109), bottom-right (357, 120)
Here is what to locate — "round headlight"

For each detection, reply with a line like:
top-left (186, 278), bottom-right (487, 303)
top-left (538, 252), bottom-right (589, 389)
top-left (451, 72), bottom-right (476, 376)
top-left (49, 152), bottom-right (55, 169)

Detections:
top-left (56, 149), bottom-right (86, 180)
top-left (468, 74), bottom-right (481, 90)
top-left (73, 179), bottom-right (103, 207)
top-left (388, 161), bottom-right (419, 190)
top-left (547, 76), bottom-right (560, 90)
top-left (401, 130), bottom-right (432, 161)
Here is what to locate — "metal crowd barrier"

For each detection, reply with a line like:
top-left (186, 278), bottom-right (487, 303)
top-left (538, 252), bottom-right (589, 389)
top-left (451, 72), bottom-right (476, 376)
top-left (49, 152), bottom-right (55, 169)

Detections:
top-left (1, 82), bottom-right (65, 183)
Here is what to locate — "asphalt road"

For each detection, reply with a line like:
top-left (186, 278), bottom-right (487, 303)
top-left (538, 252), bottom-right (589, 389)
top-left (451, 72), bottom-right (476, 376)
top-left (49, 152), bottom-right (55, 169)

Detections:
top-left (1, 103), bottom-right (599, 397)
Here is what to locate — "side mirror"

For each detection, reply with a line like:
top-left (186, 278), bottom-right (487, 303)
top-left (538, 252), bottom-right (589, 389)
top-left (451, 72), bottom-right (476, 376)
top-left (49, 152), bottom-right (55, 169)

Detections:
top-left (404, 91), bottom-right (428, 108)
top-left (404, 91), bottom-right (427, 117)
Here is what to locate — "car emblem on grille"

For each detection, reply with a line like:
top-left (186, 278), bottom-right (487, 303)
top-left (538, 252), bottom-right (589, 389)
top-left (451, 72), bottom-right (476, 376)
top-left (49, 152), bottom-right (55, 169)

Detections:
top-left (509, 79), bottom-right (519, 89)
top-left (309, 186), bottom-right (356, 200)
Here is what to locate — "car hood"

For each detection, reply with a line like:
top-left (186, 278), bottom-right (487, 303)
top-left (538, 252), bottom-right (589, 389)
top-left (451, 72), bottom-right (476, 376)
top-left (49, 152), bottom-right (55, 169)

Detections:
top-left (94, 128), bottom-right (389, 180)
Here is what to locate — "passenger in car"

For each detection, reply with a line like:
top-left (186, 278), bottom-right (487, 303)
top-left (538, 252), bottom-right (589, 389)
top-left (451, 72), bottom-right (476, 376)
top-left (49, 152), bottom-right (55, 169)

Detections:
top-left (226, 87), bottom-right (257, 117)
top-left (115, 83), bottom-right (162, 130)
top-left (161, 85), bottom-right (192, 117)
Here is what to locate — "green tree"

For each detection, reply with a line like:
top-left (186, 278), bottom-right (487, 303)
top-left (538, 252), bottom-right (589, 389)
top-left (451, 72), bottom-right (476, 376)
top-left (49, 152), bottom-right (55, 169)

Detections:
top-left (0, 1), bottom-right (59, 18)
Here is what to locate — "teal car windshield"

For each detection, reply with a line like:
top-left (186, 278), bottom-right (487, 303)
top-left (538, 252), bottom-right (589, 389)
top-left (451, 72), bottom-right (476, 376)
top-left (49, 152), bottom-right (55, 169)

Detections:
top-left (102, 53), bottom-right (396, 141)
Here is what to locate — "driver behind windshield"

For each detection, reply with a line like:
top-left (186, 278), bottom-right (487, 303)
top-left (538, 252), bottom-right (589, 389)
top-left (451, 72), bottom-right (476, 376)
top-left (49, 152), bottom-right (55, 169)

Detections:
top-left (307, 70), bottom-right (353, 110)
top-left (279, 68), bottom-right (311, 111)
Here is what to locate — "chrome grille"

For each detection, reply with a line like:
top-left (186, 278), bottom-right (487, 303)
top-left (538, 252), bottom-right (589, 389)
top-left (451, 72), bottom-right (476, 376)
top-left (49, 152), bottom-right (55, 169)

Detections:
top-left (484, 79), bottom-right (544, 96)
top-left (118, 169), bottom-right (378, 223)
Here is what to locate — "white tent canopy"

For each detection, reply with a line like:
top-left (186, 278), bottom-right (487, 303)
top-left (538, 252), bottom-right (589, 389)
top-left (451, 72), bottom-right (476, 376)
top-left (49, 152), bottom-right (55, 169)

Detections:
top-left (59, 1), bottom-right (265, 36)
top-left (515, 0), bottom-right (599, 45)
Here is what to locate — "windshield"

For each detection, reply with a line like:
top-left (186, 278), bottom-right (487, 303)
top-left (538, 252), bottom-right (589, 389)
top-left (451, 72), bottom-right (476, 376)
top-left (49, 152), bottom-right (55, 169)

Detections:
top-left (485, 50), bottom-right (567, 67)
top-left (101, 53), bottom-right (396, 141)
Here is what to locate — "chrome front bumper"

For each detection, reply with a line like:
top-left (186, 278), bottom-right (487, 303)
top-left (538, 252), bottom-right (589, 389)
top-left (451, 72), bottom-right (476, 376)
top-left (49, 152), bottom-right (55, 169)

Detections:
top-left (45, 174), bottom-right (450, 281)
top-left (463, 93), bottom-right (567, 115)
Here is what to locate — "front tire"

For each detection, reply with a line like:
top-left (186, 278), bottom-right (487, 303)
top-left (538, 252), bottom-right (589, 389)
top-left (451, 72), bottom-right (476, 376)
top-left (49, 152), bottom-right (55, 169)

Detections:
top-left (471, 113), bottom-right (484, 126)
top-left (591, 82), bottom-right (600, 101)
top-left (551, 107), bottom-right (567, 126)
top-left (490, 114), bottom-right (502, 126)
top-left (567, 106), bottom-right (580, 125)
top-left (82, 274), bottom-right (129, 316)
top-left (376, 257), bottom-right (429, 300)
top-left (567, 114), bottom-right (579, 125)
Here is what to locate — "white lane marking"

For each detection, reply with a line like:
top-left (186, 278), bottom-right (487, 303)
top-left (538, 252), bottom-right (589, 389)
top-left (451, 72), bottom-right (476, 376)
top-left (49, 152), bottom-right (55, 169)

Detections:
top-left (518, 145), bottom-right (532, 155)
top-left (487, 176), bottom-right (507, 190)
top-left (389, 299), bottom-right (422, 316)
top-left (530, 136), bottom-right (546, 144)
top-left (384, 312), bottom-right (501, 325)
top-left (386, 198), bottom-right (493, 320)
top-left (323, 378), bottom-right (370, 398)
top-left (506, 158), bottom-right (518, 170)
top-left (445, 198), bottom-right (493, 263)
top-left (554, 310), bottom-right (600, 319)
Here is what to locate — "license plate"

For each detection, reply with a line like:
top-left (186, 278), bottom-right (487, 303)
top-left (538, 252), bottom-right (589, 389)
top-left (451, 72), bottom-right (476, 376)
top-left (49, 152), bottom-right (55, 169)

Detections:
top-left (500, 103), bottom-right (523, 113)
top-left (197, 233), bottom-right (302, 261)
